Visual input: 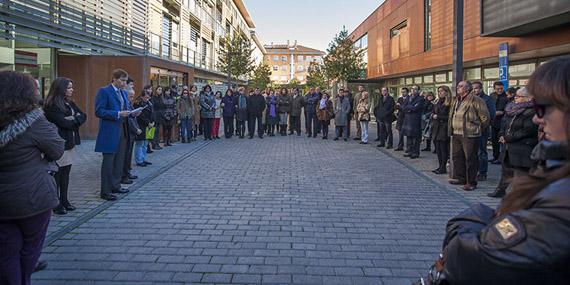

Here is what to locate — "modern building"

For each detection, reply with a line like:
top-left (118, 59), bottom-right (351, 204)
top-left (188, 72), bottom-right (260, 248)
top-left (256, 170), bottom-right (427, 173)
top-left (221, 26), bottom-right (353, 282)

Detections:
top-left (348, 0), bottom-right (570, 95)
top-left (0, 0), bottom-right (264, 138)
top-left (263, 42), bottom-right (325, 85)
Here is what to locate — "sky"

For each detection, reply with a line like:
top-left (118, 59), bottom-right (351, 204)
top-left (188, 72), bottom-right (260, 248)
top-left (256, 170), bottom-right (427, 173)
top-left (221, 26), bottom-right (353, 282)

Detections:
top-left (243, 0), bottom-right (384, 52)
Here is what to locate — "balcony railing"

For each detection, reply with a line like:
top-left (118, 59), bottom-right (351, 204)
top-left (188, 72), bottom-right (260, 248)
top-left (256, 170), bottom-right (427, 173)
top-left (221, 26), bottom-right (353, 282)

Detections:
top-left (149, 32), bottom-right (217, 72)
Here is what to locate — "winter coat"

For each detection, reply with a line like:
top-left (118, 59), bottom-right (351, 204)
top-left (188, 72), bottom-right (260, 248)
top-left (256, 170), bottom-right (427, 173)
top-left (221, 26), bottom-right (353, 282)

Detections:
top-left (177, 95), bottom-right (195, 119)
top-left (477, 92), bottom-right (496, 126)
top-left (134, 100), bottom-right (153, 141)
top-left (277, 95), bottom-right (292, 114)
top-left (305, 92), bottom-right (320, 114)
top-left (214, 98), bottom-right (222, 119)
top-left (162, 95), bottom-right (177, 124)
top-left (290, 94), bottom-right (305, 116)
top-left (265, 95), bottom-right (279, 124)
top-left (191, 93), bottom-right (201, 124)
top-left (442, 171), bottom-right (570, 285)
top-left (44, 100), bottom-right (86, 150)
top-left (375, 95), bottom-right (396, 123)
top-left (0, 108), bottom-right (64, 219)
top-left (151, 95), bottom-right (165, 125)
top-left (401, 94), bottom-right (426, 137)
top-left (316, 99), bottom-right (334, 121)
top-left (491, 91), bottom-right (509, 129)
top-left (395, 96), bottom-right (408, 130)
top-left (449, 93), bottom-right (491, 138)
top-left (501, 107), bottom-right (538, 168)
top-left (352, 92), bottom-right (363, 114)
top-left (356, 98), bottom-right (371, 122)
top-left (247, 94), bottom-right (266, 116)
top-left (431, 99), bottom-right (450, 141)
top-left (235, 93), bottom-right (249, 121)
top-left (334, 97), bottom-right (350, 127)
top-left (221, 95), bottom-right (237, 117)
top-left (200, 91), bottom-right (216, 119)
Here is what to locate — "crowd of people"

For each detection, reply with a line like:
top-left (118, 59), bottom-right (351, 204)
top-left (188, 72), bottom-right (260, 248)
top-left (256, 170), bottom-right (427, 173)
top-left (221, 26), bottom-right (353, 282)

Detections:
top-left (1, 55), bottom-right (569, 284)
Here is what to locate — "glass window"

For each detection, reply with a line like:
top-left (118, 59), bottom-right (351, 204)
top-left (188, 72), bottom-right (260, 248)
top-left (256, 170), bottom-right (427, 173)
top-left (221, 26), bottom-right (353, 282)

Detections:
top-left (273, 55), bottom-right (279, 61)
top-left (390, 20), bottom-right (407, 38)
top-left (483, 67), bottom-right (499, 79)
top-left (518, 79), bottom-right (529, 86)
top-left (273, 65), bottom-right (278, 71)
top-left (464, 68), bottom-right (481, 80)
top-left (272, 76), bottom-right (279, 81)
top-left (297, 65), bottom-right (304, 72)
top-left (423, 75), bottom-right (434, 83)
top-left (448, 71), bottom-right (453, 82)
top-left (281, 65), bottom-right (287, 71)
top-left (414, 76), bottom-right (422, 84)
top-left (297, 76), bottom-right (304, 81)
top-left (297, 55), bottom-right (303, 61)
top-left (306, 56), bottom-right (312, 62)
top-left (280, 75), bottom-right (287, 81)
top-left (281, 55), bottom-right (287, 61)
top-left (435, 73), bottom-right (446, 83)
top-left (509, 63), bottom-right (535, 77)
top-left (405, 77), bottom-right (413, 85)
top-left (398, 78), bottom-right (405, 85)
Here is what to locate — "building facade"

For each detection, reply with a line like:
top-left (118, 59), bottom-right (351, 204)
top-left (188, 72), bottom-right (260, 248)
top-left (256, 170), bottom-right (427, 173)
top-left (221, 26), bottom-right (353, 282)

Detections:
top-left (0, 0), bottom-right (263, 138)
top-left (348, 0), bottom-right (570, 95)
top-left (263, 42), bottom-right (325, 85)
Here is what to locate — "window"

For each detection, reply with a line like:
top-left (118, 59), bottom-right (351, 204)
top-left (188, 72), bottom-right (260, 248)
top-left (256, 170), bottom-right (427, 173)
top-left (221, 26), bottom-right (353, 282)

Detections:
top-left (424, 0), bottom-right (432, 51)
top-left (273, 55), bottom-right (279, 61)
top-left (483, 67), bottom-right (499, 79)
top-left (297, 65), bottom-right (304, 72)
top-left (281, 65), bottom-right (287, 71)
top-left (423, 75), bottom-right (434, 83)
top-left (390, 20), bottom-right (407, 38)
top-left (353, 34), bottom-right (368, 49)
top-left (297, 55), bottom-right (304, 61)
top-left (272, 76), bottom-right (279, 81)
top-left (306, 56), bottom-right (312, 62)
top-left (273, 65), bottom-right (278, 71)
top-left (414, 76), bottom-right (422, 84)
top-left (435, 73), bottom-right (447, 83)
top-left (281, 55), bottom-right (287, 61)
top-left (297, 76), bottom-right (304, 81)
top-left (162, 16), bottom-right (172, 58)
top-left (465, 68), bottom-right (481, 80)
top-left (509, 63), bottom-right (535, 77)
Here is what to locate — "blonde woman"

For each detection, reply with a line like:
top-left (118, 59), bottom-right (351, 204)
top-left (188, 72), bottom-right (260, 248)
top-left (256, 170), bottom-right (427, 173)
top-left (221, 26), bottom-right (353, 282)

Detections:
top-left (356, 91), bottom-right (371, 144)
top-left (431, 86), bottom-right (452, 174)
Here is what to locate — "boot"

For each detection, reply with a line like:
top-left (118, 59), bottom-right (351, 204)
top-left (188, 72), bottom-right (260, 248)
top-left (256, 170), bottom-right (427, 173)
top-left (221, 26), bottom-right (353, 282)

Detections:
top-left (53, 204), bottom-right (67, 215)
top-left (487, 189), bottom-right (506, 198)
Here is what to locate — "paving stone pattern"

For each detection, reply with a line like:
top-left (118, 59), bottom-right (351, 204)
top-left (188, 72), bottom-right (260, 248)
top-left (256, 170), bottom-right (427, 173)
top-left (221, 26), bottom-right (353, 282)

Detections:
top-left (35, 122), bottom-right (499, 284)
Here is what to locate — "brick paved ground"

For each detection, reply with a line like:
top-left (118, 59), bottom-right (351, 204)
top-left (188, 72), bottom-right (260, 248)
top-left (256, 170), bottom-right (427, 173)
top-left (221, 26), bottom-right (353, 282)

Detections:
top-left (34, 121), bottom-right (501, 284)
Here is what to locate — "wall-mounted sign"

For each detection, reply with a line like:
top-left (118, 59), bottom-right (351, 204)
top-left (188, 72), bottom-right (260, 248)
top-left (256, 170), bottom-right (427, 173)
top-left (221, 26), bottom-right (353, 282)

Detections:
top-left (499, 43), bottom-right (509, 89)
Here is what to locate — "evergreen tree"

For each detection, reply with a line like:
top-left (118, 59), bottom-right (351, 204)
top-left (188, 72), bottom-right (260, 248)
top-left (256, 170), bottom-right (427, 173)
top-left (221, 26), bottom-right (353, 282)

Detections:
top-left (306, 62), bottom-right (328, 90)
top-left (217, 32), bottom-right (256, 82)
top-left (250, 62), bottom-right (272, 89)
top-left (323, 26), bottom-right (365, 86)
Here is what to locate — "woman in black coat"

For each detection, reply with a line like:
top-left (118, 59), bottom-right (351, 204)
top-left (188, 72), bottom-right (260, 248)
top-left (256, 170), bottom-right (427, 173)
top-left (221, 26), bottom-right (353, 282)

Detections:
top-left (133, 86), bottom-right (154, 166)
top-left (150, 86), bottom-right (165, 149)
top-left (431, 86), bottom-right (451, 174)
top-left (0, 71), bottom-right (64, 285)
top-left (44, 77), bottom-right (87, 215)
top-left (488, 87), bottom-right (538, 197)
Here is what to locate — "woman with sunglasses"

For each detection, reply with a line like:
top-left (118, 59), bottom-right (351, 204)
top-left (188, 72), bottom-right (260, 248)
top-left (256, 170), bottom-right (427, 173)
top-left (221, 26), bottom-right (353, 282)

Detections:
top-left (488, 87), bottom-right (538, 197)
top-left (417, 56), bottom-right (570, 285)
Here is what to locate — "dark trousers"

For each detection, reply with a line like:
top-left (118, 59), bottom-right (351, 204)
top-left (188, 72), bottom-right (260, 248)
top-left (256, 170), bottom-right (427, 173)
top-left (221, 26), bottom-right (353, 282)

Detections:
top-left (478, 128), bottom-right (490, 175)
top-left (346, 115), bottom-right (352, 137)
top-left (236, 120), bottom-right (246, 137)
top-left (290, 116), bottom-right (301, 135)
top-left (122, 139), bottom-right (134, 179)
top-left (335, 126), bottom-right (348, 139)
top-left (223, 116), bottom-right (235, 138)
top-left (203, 118), bottom-right (213, 139)
top-left (355, 117), bottom-right (362, 138)
top-left (163, 123), bottom-right (173, 143)
top-left (101, 125), bottom-right (127, 195)
top-left (306, 112), bottom-right (318, 136)
top-left (55, 164), bottom-right (72, 206)
top-left (491, 126), bottom-right (501, 160)
top-left (0, 210), bottom-right (51, 285)
top-left (451, 135), bottom-right (480, 185)
top-left (434, 140), bottom-right (450, 171)
top-left (152, 123), bottom-right (161, 146)
top-left (397, 129), bottom-right (405, 149)
top-left (198, 118), bottom-right (204, 135)
top-left (248, 114), bottom-right (263, 137)
top-left (497, 153), bottom-right (530, 191)
top-left (320, 120), bottom-right (330, 138)
top-left (406, 135), bottom-right (421, 157)
top-left (379, 121), bottom-right (393, 147)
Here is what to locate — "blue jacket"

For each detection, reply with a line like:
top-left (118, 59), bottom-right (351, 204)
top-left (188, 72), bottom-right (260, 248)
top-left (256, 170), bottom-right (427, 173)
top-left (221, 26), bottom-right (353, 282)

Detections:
top-left (478, 93), bottom-right (496, 126)
top-left (305, 92), bottom-right (320, 114)
top-left (401, 94), bottom-right (426, 137)
top-left (221, 95), bottom-right (237, 117)
top-left (94, 84), bottom-right (132, 153)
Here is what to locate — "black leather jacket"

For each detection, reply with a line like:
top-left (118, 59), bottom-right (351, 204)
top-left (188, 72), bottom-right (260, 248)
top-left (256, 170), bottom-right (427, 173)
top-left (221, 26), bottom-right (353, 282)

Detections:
top-left (442, 141), bottom-right (570, 285)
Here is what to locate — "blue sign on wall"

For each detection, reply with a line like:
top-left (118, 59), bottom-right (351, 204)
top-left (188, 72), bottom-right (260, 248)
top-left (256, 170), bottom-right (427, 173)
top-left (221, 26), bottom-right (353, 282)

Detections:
top-left (499, 43), bottom-right (509, 89)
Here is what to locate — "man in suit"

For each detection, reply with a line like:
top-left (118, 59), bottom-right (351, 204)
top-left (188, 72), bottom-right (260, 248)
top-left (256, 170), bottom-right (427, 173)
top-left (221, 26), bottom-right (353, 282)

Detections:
top-left (121, 77), bottom-right (139, 185)
top-left (394, 87), bottom-right (410, 151)
top-left (95, 69), bottom-right (141, 201)
top-left (402, 85), bottom-right (426, 159)
top-left (375, 87), bottom-right (396, 149)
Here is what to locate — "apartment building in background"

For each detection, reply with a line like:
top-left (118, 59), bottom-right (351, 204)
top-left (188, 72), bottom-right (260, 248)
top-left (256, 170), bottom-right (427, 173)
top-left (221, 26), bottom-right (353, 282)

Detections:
top-left (0, 0), bottom-right (264, 138)
top-left (348, 0), bottom-right (570, 95)
top-left (263, 42), bottom-right (325, 85)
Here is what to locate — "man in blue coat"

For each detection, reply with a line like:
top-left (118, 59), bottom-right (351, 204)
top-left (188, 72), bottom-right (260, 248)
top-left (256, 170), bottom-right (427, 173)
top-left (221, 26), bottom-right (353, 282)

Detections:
top-left (402, 85), bottom-right (426, 159)
top-left (472, 81), bottom-right (496, 181)
top-left (95, 69), bottom-right (141, 201)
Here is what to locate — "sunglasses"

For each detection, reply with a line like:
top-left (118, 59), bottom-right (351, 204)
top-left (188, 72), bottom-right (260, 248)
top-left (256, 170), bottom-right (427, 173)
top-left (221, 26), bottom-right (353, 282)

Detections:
top-left (533, 102), bottom-right (552, 119)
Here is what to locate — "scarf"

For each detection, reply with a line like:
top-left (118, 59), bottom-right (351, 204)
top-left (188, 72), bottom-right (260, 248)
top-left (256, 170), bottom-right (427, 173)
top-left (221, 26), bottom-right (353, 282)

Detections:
top-left (505, 100), bottom-right (534, 116)
top-left (238, 95), bottom-right (247, 109)
top-left (319, 98), bottom-right (327, 109)
top-left (269, 95), bottom-right (277, 117)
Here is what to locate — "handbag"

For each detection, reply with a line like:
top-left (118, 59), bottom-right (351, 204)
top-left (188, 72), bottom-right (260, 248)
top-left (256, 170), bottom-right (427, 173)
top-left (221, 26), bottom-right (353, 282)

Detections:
top-left (145, 126), bottom-right (156, 140)
top-left (412, 254), bottom-right (449, 285)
